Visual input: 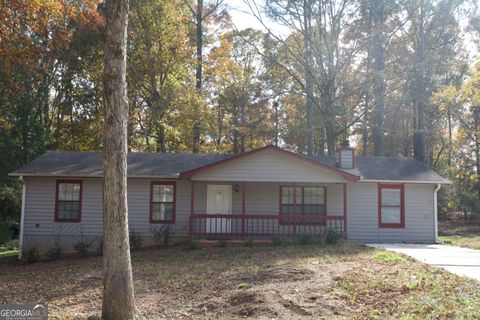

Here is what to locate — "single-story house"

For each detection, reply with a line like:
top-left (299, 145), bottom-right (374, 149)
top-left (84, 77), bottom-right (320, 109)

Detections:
top-left (10, 144), bottom-right (451, 257)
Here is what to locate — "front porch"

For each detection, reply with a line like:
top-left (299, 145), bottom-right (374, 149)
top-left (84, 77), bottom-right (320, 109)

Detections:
top-left (188, 181), bottom-right (347, 239)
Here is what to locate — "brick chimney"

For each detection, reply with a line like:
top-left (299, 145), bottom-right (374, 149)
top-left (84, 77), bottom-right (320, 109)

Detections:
top-left (336, 140), bottom-right (355, 169)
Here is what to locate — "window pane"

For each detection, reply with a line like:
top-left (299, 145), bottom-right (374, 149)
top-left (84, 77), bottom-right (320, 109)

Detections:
top-left (58, 183), bottom-right (80, 201)
top-left (303, 204), bottom-right (324, 215)
top-left (153, 184), bottom-right (174, 202)
top-left (152, 203), bottom-right (174, 221)
top-left (304, 187), bottom-right (324, 205)
top-left (382, 189), bottom-right (400, 206)
top-left (281, 187), bottom-right (294, 204)
top-left (381, 206), bottom-right (401, 224)
top-left (281, 204), bottom-right (294, 215)
top-left (296, 187), bottom-right (303, 204)
top-left (58, 201), bottom-right (79, 220)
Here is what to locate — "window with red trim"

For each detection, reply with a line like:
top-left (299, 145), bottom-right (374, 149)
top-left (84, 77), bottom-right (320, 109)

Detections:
top-left (280, 186), bottom-right (326, 224)
top-left (378, 184), bottom-right (404, 228)
top-left (55, 180), bottom-right (82, 222)
top-left (150, 182), bottom-right (176, 223)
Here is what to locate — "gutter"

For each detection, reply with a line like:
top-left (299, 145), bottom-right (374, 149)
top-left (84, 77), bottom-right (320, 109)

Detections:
top-left (434, 183), bottom-right (442, 243)
top-left (18, 176), bottom-right (26, 260)
top-left (8, 173), bottom-right (179, 179)
top-left (358, 179), bottom-right (452, 185)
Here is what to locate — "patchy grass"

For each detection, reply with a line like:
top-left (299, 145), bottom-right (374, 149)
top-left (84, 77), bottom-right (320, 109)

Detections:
top-left (439, 219), bottom-right (480, 250)
top-left (439, 235), bottom-right (480, 250)
top-left (0, 242), bottom-right (479, 319)
top-left (0, 249), bottom-right (18, 258)
top-left (373, 251), bottom-right (407, 264)
top-left (0, 245), bottom-right (18, 260)
top-left (334, 255), bottom-right (480, 319)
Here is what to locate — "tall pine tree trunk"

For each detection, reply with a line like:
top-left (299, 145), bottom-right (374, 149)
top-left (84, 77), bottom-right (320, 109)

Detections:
top-left (102, 0), bottom-right (135, 318)
top-left (304, 0), bottom-right (314, 155)
top-left (192, 0), bottom-right (203, 153)
top-left (412, 0), bottom-right (426, 163)
top-left (362, 10), bottom-right (373, 156)
top-left (372, 0), bottom-right (385, 156)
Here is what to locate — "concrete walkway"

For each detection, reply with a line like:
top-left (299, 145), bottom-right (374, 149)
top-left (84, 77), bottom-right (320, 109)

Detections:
top-left (367, 243), bottom-right (480, 281)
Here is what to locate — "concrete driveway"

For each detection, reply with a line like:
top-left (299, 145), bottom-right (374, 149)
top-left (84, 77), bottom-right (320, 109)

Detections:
top-left (367, 243), bottom-right (480, 281)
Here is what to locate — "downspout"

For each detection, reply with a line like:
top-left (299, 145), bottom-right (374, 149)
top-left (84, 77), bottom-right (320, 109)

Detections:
top-left (433, 183), bottom-right (441, 243)
top-left (18, 176), bottom-right (26, 260)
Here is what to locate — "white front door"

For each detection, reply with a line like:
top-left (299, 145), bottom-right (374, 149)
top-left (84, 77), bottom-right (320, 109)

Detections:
top-left (206, 185), bottom-right (232, 233)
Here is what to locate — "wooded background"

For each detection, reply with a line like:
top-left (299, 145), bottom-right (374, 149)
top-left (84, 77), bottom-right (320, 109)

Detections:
top-left (1, 0), bottom-right (479, 239)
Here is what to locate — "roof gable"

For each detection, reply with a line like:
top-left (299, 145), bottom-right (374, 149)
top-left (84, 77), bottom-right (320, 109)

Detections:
top-left (180, 145), bottom-right (359, 182)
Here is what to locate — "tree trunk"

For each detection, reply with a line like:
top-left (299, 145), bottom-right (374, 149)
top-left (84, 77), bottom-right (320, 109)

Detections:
top-left (273, 101), bottom-right (279, 146)
top-left (474, 107), bottom-right (480, 200)
top-left (325, 124), bottom-right (336, 156)
top-left (192, 0), bottom-right (203, 153)
top-left (362, 10), bottom-right (373, 156)
top-left (102, 0), bottom-right (135, 319)
top-left (412, 0), bottom-right (426, 163)
top-left (304, 0), bottom-right (314, 155)
top-left (157, 123), bottom-right (166, 153)
top-left (447, 101), bottom-right (452, 166)
top-left (372, 0), bottom-right (385, 156)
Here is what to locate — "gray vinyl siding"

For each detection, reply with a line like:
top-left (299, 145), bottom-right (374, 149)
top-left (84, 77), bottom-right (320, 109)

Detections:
top-left (23, 177), bottom-right (103, 237)
top-left (192, 149), bottom-right (346, 183)
top-left (22, 178), bottom-right (344, 242)
top-left (347, 182), bottom-right (435, 243)
top-left (23, 178), bottom-right (192, 241)
top-left (22, 176), bottom-right (436, 252)
top-left (404, 184), bottom-right (436, 242)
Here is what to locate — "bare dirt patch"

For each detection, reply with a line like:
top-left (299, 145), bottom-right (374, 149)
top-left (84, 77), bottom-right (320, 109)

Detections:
top-left (234, 265), bottom-right (314, 284)
top-left (192, 262), bottom-right (357, 319)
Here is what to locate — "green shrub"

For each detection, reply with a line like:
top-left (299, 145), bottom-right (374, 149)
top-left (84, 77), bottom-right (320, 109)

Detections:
top-left (151, 225), bottom-right (175, 247)
top-left (325, 229), bottom-right (344, 245)
top-left (73, 234), bottom-right (95, 256)
top-left (129, 229), bottom-right (143, 251)
top-left (218, 239), bottom-right (228, 247)
top-left (5, 239), bottom-right (19, 251)
top-left (244, 239), bottom-right (255, 247)
top-left (46, 240), bottom-right (63, 260)
top-left (183, 237), bottom-right (200, 250)
top-left (0, 219), bottom-right (12, 245)
top-left (298, 234), bottom-right (318, 245)
top-left (271, 236), bottom-right (284, 246)
top-left (23, 245), bottom-right (39, 263)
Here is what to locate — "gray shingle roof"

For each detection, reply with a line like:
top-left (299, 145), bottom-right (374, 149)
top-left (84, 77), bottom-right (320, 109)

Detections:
top-left (10, 151), bottom-right (230, 178)
top-left (308, 155), bottom-right (451, 183)
top-left (10, 150), bottom-right (451, 183)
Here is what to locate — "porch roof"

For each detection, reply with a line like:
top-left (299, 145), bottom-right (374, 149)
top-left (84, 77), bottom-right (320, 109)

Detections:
top-left (10, 145), bottom-right (451, 184)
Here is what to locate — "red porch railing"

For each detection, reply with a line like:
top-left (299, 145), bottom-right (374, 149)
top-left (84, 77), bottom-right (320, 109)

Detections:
top-left (189, 213), bottom-right (345, 238)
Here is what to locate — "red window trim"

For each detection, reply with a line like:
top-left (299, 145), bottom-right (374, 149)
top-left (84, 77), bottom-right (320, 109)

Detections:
top-left (279, 185), bottom-right (327, 225)
top-left (55, 179), bottom-right (83, 223)
top-left (150, 181), bottom-right (176, 224)
top-left (378, 183), bottom-right (405, 228)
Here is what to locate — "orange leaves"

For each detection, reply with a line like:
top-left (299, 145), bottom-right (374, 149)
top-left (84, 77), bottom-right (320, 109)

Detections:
top-left (0, 0), bottom-right (104, 92)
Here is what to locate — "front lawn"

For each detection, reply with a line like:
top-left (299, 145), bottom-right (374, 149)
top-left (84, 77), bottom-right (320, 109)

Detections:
top-left (0, 242), bottom-right (479, 319)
